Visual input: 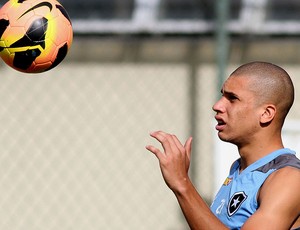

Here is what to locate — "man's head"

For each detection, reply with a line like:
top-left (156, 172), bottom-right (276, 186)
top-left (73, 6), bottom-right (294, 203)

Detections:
top-left (230, 61), bottom-right (294, 125)
top-left (213, 61), bottom-right (294, 145)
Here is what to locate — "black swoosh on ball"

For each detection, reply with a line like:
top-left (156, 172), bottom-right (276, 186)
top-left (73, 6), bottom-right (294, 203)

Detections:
top-left (18, 2), bottom-right (53, 19)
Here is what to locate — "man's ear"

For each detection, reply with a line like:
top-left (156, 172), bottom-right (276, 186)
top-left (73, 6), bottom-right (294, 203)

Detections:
top-left (260, 104), bottom-right (276, 124)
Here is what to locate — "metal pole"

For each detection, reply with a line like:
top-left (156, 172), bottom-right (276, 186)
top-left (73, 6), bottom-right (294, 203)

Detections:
top-left (188, 39), bottom-right (198, 183)
top-left (216, 0), bottom-right (230, 91)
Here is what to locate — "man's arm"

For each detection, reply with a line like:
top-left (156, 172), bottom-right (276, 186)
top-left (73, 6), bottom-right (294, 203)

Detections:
top-left (146, 131), bottom-right (228, 230)
top-left (146, 131), bottom-right (300, 230)
top-left (242, 167), bottom-right (300, 230)
top-left (173, 176), bottom-right (228, 230)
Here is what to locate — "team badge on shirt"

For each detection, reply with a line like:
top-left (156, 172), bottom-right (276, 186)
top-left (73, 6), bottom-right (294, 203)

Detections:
top-left (228, 191), bottom-right (247, 216)
top-left (223, 177), bottom-right (233, 186)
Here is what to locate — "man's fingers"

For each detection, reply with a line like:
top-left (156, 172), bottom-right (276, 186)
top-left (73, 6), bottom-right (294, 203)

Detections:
top-left (149, 131), bottom-right (175, 155)
top-left (145, 145), bottom-right (164, 159)
top-left (184, 137), bottom-right (193, 160)
top-left (171, 134), bottom-right (186, 152)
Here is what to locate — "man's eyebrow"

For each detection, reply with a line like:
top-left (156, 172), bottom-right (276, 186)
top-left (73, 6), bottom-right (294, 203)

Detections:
top-left (221, 89), bottom-right (240, 98)
top-left (221, 88), bottom-right (234, 95)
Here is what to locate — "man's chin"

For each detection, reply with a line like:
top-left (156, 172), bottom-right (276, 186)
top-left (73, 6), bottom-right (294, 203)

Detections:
top-left (218, 133), bottom-right (232, 143)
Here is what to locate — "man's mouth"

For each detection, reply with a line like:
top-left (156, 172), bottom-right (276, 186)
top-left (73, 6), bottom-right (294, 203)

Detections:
top-left (215, 116), bottom-right (226, 131)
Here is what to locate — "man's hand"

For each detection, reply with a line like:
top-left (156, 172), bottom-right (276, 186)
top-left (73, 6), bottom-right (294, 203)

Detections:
top-left (146, 131), bottom-right (193, 193)
top-left (146, 131), bottom-right (227, 230)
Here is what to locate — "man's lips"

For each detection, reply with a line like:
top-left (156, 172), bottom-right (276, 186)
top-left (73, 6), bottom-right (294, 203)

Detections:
top-left (215, 116), bottom-right (226, 131)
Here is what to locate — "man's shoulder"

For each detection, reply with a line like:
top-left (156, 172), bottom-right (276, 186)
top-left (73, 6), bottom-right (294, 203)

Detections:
top-left (255, 153), bottom-right (300, 173)
top-left (258, 154), bottom-right (300, 207)
top-left (260, 164), bottom-right (300, 198)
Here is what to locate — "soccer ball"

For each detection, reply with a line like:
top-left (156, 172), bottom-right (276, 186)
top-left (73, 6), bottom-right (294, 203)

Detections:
top-left (0, 0), bottom-right (73, 73)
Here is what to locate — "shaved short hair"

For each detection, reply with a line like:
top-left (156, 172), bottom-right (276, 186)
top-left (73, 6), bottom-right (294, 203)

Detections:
top-left (230, 61), bottom-right (294, 126)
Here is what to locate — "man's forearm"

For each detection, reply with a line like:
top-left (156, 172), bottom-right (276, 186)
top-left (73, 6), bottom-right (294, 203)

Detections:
top-left (173, 179), bottom-right (228, 230)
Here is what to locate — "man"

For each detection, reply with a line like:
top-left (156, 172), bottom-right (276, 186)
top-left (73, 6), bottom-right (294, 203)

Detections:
top-left (146, 62), bottom-right (300, 229)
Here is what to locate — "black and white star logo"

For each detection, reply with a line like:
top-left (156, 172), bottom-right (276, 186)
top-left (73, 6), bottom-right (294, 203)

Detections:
top-left (228, 191), bottom-right (247, 216)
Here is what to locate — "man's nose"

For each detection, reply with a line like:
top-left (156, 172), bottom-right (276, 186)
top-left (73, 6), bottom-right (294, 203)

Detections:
top-left (212, 97), bottom-right (225, 113)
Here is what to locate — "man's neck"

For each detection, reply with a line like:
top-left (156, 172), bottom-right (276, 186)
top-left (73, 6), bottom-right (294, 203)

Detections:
top-left (237, 141), bottom-right (284, 172)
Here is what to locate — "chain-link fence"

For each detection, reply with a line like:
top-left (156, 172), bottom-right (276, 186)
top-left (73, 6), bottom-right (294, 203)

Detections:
top-left (0, 36), bottom-right (216, 230)
top-left (1, 37), bottom-right (300, 230)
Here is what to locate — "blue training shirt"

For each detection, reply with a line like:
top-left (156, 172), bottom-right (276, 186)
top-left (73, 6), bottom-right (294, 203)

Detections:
top-left (210, 148), bottom-right (300, 230)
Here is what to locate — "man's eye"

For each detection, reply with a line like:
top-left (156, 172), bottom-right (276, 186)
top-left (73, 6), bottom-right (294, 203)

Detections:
top-left (228, 95), bottom-right (238, 101)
